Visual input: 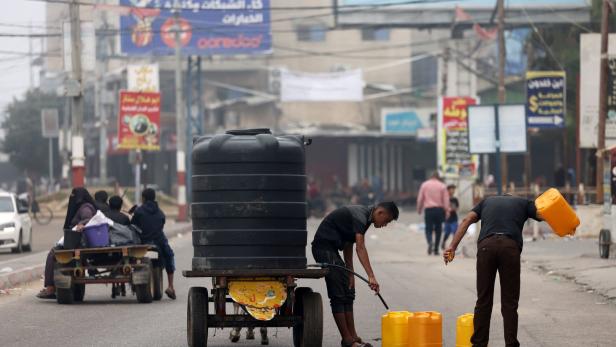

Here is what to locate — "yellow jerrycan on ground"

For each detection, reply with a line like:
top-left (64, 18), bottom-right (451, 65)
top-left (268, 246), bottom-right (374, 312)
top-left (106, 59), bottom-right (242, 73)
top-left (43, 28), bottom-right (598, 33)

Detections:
top-left (455, 313), bottom-right (474, 347)
top-left (407, 311), bottom-right (442, 347)
top-left (535, 188), bottom-right (580, 237)
top-left (382, 311), bottom-right (413, 347)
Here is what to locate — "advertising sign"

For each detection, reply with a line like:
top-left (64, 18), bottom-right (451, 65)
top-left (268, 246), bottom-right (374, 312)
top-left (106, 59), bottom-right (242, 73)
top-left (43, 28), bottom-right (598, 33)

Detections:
top-left (41, 109), bottom-right (60, 138)
top-left (580, 33), bottom-right (616, 148)
top-left (119, 0), bottom-right (272, 56)
top-left (526, 71), bottom-right (566, 128)
top-left (468, 104), bottom-right (527, 154)
top-left (438, 96), bottom-right (478, 177)
top-left (381, 108), bottom-right (432, 135)
top-left (118, 91), bottom-right (161, 151)
top-left (127, 64), bottom-right (160, 92)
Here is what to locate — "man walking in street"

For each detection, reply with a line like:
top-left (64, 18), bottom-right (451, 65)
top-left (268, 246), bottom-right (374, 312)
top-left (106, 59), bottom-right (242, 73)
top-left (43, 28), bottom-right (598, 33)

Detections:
top-left (312, 202), bottom-right (399, 347)
top-left (443, 195), bottom-right (542, 347)
top-left (417, 172), bottom-right (449, 255)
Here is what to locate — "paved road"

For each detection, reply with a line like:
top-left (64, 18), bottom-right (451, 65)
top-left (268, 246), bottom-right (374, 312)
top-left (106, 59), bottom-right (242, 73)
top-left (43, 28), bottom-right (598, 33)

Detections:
top-left (1, 213), bottom-right (615, 346)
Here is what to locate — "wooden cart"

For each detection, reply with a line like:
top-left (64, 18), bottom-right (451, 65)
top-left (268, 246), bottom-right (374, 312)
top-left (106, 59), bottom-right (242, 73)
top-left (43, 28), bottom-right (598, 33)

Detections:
top-left (53, 245), bottom-right (164, 304)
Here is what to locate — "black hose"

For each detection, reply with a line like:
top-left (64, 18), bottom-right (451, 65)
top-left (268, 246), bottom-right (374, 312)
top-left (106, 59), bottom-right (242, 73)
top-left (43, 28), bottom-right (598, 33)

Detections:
top-left (307, 263), bottom-right (389, 310)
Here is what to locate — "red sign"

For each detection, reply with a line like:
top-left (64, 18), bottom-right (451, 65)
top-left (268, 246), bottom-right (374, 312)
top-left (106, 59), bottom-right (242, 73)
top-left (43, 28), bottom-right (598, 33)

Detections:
top-left (442, 96), bottom-right (477, 130)
top-left (118, 90), bottom-right (161, 151)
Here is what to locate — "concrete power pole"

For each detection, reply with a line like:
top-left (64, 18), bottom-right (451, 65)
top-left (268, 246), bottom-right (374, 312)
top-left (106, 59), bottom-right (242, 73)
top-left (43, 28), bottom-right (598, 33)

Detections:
top-left (96, 1), bottom-right (108, 185)
top-left (69, 0), bottom-right (85, 187)
top-left (497, 0), bottom-right (507, 192)
top-left (597, 0), bottom-right (611, 204)
top-left (174, 3), bottom-right (187, 221)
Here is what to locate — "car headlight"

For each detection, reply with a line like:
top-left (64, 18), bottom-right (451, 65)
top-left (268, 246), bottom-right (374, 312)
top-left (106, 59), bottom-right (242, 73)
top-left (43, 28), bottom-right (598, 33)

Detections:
top-left (0, 222), bottom-right (15, 231)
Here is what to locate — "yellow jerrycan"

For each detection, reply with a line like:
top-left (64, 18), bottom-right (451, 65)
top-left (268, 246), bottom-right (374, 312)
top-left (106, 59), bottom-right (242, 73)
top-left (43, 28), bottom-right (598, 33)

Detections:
top-left (407, 311), bottom-right (442, 347)
top-left (535, 188), bottom-right (580, 237)
top-left (455, 313), bottom-right (474, 347)
top-left (382, 311), bottom-right (413, 347)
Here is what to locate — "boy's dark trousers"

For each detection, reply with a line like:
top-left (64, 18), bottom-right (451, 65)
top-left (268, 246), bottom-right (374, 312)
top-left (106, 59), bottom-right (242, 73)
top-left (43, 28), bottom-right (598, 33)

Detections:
top-left (471, 234), bottom-right (521, 347)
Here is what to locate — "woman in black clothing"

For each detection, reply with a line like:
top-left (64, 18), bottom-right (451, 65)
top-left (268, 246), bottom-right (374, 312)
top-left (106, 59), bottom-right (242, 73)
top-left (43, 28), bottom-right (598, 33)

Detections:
top-left (36, 188), bottom-right (97, 299)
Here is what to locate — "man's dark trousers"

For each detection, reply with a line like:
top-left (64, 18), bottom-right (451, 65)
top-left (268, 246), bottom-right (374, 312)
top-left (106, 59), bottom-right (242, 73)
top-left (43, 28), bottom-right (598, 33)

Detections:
top-left (471, 234), bottom-right (521, 347)
top-left (424, 207), bottom-right (445, 253)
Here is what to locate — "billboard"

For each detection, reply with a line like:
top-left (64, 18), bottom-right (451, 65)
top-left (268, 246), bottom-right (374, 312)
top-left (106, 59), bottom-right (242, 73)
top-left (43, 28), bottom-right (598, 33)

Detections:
top-left (118, 91), bottom-right (161, 151)
top-left (120, 0), bottom-right (272, 56)
top-left (127, 63), bottom-right (160, 92)
top-left (336, 0), bottom-right (590, 27)
top-left (526, 71), bottom-right (566, 128)
top-left (380, 108), bottom-right (433, 136)
top-left (580, 33), bottom-right (616, 148)
top-left (280, 69), bottom-right (363, 102)
top-left (438, 96), bottom-right (479, 178)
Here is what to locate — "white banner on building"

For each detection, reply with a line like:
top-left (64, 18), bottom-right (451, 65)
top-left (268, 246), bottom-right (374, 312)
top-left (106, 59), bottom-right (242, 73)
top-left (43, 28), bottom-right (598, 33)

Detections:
top-left (580, 33), bottom-right (616, 148)
top-left (280, 69), bottom-right (364, 102)
top-left (127, 64), bottom-right (160, 92)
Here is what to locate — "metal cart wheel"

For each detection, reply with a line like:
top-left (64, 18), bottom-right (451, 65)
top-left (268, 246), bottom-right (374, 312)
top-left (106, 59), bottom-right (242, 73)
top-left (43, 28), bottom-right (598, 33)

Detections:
top-left (57, 286), bottom-right (74, 305)
top-left (293, 288), bottom-right (323, 347)
top-left (187, 287), bottom-right (208, 347)
top-left (150, 264), bottom-right (163, 301)
top-left (599, 229), bottom-right (611, 259)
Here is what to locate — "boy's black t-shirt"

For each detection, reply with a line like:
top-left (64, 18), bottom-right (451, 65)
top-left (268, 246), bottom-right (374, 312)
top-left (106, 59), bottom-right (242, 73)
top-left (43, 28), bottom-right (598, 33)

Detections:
top-left (312, 205), bottom-right (372, 251)
top-left (472, 195), bottom-right (540, 250)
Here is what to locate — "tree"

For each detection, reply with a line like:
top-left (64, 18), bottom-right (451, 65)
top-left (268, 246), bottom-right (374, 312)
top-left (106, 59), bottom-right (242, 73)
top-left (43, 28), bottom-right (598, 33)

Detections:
top-left (1, 89), bottom-right (65, 178)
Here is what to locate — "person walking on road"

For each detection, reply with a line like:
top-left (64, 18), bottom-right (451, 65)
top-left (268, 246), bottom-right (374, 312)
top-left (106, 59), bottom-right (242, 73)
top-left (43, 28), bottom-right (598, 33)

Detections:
top-left (443, 195), bottom-right (542, 347)
top-left (417, 172), bottom-right (449, 255)
top-left (441, 184), bottom-right (459, 250)
top-left (131, 188), bottom-right (176, 300)
top-left (312, 202), bottom-right (399, 347)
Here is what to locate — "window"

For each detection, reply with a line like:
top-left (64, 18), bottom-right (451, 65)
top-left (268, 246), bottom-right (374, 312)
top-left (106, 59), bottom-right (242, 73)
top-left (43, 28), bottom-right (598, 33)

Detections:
top-left (361, 27), bottom-right (390, 41)
top-left (296, 25), bottom-right (327, 42)
top-left (412, 55), bottom-right (438, 89)
top-left (0, 197), bottom-right (14, 213)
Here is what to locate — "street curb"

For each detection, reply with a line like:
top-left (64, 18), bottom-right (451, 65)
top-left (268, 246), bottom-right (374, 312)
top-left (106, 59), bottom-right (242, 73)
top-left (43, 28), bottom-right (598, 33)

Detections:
top-left (0, 223), bottom-right (192, 291)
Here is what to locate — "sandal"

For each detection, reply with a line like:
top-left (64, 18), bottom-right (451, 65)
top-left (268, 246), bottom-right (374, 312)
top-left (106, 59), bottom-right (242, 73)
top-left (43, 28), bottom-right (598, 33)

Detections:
top-left (36, 289), bottom-right (56, 299)
top-left (165, 288), bottom-right (176, 300)
top-left (355, 338), bottom-right (372, 347)
top-left (341, 340), bottom-right (372, 347)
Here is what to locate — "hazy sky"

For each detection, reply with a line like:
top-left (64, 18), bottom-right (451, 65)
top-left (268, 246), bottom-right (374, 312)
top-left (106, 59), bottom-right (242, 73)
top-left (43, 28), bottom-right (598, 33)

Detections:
top-left (0, 1), bottom-right (46, 115)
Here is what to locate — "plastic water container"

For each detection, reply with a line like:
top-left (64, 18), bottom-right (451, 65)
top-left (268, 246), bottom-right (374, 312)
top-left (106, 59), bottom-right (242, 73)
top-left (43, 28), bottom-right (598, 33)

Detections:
top-left (455, 313), bottom-right (474, 347)
top-left (382, 311), bottom-right (413, 347)
top-left (535, 188), bottom-right (580, 237)
top-left (408, 311), bottom-right (442, 347)
top-left (84, 224), bottom-right (110, 248)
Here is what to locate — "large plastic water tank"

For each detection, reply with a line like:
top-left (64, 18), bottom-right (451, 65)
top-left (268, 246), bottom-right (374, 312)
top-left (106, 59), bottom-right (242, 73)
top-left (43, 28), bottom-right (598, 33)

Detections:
top-left (191, 129), bottom-right (308, 270)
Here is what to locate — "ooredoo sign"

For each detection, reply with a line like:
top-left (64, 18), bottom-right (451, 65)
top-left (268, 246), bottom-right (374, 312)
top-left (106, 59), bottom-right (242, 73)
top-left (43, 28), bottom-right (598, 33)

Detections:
top-left (120, 0), bottom-right (272, 56)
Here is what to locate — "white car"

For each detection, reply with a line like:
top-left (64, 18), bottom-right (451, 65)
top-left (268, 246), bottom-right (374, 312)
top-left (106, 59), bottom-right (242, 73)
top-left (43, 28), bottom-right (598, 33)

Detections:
top-left (0, 192), bottom-right (32, 253)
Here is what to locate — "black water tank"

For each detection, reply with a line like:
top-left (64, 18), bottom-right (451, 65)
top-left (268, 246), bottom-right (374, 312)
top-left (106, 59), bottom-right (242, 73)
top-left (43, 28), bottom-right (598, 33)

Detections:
top-left (191, 129), bottom-right (308, 270)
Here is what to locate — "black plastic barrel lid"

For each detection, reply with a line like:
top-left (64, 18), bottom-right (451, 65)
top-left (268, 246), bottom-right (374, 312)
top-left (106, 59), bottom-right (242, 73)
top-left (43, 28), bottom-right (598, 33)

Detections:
top-left (226, 128), bottom-right (272, 136)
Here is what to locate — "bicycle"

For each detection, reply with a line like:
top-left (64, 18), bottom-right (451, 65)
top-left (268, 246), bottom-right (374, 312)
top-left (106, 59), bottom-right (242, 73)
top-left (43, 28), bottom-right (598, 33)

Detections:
top-left (30, 199), bottom-right (53, 225)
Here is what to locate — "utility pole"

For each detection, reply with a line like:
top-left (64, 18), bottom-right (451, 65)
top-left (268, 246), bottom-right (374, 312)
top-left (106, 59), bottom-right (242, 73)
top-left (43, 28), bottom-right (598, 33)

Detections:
top-left (597, 0), bottom-right (611, 204)
top-left (96, 0), bottom-right (108, 186)
top-left (69, 0), bottom-right (85, 187)
top-left (497, 0), bottom-right (507, 193)
top-left (174, 2), bottom-right (187, 221)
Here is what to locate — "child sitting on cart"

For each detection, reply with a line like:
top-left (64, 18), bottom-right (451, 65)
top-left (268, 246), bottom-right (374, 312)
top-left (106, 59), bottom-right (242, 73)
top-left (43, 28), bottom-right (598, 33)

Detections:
top-left (130, 188), bottom-right (176, 300)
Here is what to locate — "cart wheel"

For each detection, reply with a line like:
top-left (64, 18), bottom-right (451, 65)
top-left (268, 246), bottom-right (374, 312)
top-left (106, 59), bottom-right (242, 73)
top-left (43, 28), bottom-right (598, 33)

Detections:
top-left (151, 265), bottom-right (163, 301)
top-left (57, 287), bottom-right (74, 305)
top-left (293, 289), bottom-right (323, 347)
top-left (599, 229), bottom-right (611, 259)
top-left (73, 283), bottom-right (85, 302)
top-left (135, 283), bottom-right (153, 303)
top-left (187, 286), bottom-right (208, 347)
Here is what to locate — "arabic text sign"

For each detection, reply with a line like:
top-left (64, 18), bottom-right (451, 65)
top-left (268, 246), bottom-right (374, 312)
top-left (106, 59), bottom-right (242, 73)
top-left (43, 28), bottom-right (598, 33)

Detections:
top-left (127, 64), bottom-right (160, 92)
top-left (280, 69), bottom-right (364, 102)
top-left (526, 71), bottom-right (566, 128)
top-left (118, 91), bottom-right (161, 151)
top-left (41, 109), bottom-right (60, 138)
top-left (120, 0), bottom-right (271, 56)
top-left (380, 108), bottom-right (431, 135)
top-left (439, 96), bottom-right (478, 177)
